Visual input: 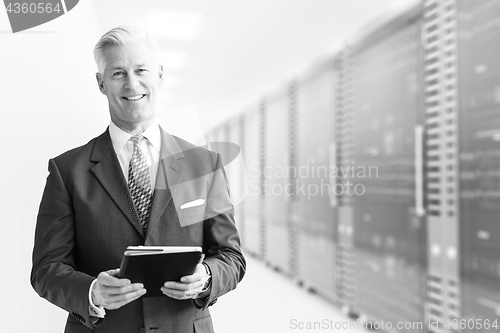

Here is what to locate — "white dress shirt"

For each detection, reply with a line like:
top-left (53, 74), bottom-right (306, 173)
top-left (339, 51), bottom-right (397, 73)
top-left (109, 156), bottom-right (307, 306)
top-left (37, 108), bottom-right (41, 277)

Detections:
top-left (88, 120), bottom-right (162, 320)
top-left (108, 120), bottom-right (161, 187)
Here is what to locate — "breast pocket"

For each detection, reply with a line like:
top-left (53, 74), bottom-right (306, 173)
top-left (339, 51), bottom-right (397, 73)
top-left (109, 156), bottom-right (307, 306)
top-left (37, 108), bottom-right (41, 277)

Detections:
top-left (178, 203), bottom-right (206, 227)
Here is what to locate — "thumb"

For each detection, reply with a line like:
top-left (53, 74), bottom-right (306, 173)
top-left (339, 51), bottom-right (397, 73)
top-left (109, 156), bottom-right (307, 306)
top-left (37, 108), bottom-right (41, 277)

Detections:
top-left (106, 268), bottom-right (121, 277)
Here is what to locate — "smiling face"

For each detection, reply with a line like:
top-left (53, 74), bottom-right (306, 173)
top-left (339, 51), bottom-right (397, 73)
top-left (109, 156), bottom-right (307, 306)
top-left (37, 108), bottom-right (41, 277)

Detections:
top-left (96, 40), bottom-right (164, 134)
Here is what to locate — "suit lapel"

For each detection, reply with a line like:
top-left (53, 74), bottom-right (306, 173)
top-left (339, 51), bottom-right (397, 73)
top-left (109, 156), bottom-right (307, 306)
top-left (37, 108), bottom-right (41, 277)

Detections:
top-left (145, 129), bottom-right (186, 240)
top-left (90, 129), bottom-right (145, 237)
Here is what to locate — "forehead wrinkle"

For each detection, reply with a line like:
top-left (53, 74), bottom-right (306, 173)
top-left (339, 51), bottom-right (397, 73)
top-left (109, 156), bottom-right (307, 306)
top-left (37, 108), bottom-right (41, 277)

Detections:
top-left (102, 42), bottom-right (160, 74)
top-left (106, 55), bottom-right (156, 69)
top-left (105, 57), bottom-right (154, 73)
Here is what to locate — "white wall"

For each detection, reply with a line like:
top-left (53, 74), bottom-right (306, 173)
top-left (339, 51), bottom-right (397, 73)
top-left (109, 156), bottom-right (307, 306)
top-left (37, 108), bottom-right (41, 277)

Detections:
top-left (0, 2), bottom-right (106, 331)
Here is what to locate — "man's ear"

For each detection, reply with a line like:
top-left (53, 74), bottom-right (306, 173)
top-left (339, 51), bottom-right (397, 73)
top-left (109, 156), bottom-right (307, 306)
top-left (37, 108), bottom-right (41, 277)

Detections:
top-left (96, 72), bottom-right (107, 95)
top-left (158, 64), bottom-right (164, 87)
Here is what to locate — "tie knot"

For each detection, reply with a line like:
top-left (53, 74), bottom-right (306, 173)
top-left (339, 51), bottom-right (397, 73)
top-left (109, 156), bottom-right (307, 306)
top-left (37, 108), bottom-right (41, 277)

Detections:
top-left (130, 135), bottom-right (144, 146)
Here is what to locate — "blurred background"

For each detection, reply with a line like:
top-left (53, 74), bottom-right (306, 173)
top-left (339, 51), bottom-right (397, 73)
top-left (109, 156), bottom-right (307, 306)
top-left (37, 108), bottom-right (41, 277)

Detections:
top-left (2, 0), bottom-right (499, 332)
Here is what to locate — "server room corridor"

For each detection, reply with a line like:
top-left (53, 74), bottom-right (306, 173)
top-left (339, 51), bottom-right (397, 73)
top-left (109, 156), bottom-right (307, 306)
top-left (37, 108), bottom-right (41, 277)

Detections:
top-left (4, 0), bottom-right (500, 332)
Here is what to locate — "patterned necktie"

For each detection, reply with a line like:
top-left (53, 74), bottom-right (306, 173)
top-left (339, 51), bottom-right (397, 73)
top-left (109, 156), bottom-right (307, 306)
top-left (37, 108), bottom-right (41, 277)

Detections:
top-left (128, 135), bottom-right (152, 230)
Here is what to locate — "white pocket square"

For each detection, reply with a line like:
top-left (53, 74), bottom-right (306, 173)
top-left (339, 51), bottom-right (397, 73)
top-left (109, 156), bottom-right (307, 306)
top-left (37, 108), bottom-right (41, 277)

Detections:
top-left (180, 199), bottom-right (206, 210)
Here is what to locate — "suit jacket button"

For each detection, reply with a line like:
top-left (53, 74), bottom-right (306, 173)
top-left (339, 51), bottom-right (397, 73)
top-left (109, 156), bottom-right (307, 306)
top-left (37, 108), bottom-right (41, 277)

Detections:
top-left (139, 327), bottom-right (145, 333)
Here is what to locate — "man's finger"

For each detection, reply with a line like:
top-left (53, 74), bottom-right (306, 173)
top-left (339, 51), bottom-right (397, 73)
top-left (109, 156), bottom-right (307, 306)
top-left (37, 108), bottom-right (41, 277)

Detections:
top-left (161, 287), bottom-right (187, 300)
top-left (104, 288), bottom-right (147, 310)
top-left (161, 285), bottom-right (203, 300)
top-left (180, 273), bottom-right (201, 283)
top-left (97, 271), bottom-right (131, 287)
top-left (105, 283), bottom-right (144, 296)
top-left (108, 287), bottom-right (147, 303)
top-left (163, 281), bottom-right (203, 291)
top-left (106, 269), bottom-right (121, 276)
top-left (163, 281), bottom-right (184, 289)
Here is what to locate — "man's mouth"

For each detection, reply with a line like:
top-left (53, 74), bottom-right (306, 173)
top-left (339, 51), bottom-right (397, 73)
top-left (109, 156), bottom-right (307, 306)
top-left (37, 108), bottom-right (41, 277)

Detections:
top-left (123, 94), bottom-right (146, 101)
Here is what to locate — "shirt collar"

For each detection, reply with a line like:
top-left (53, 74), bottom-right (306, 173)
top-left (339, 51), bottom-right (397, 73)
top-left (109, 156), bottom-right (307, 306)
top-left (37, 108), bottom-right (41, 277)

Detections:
top-left (109, 120), bottom-right (162, 154)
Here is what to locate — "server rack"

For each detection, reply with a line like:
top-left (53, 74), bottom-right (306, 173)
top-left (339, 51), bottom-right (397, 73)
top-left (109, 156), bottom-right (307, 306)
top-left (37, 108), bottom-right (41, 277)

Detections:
top-left (261, 87), bottom-right (293, 274)
top-left (203, 1), bottom-right (500, 332)
top-left (296, 60), bottom-right (338, 300)
top-left (207, 123), bottom-right (227, 153)
top-left (288, 80), bottom-right (300, 278)
top-left (225, 115), bottom-right (247, 247)
top-left (241, 104), bottom-right (265, 258)
top-left (422, 1), bottom-right (461, 331)
top-left (350, 4), bottom-right (426, 331)
top-left (457, 0), bottom-right (500, 331)
top-left (207, 123), bottom-right (230, 170)
top-left (206, 124), bottom-right (227, 171)
top-left (205, 125), bottom-right (219, 147)
top-left (334, 47), bottom-right (357, 312)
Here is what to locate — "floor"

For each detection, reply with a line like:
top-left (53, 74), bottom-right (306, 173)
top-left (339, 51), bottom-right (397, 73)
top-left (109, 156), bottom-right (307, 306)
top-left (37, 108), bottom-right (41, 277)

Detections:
top-left (210, 253), bottom-right (371, 333)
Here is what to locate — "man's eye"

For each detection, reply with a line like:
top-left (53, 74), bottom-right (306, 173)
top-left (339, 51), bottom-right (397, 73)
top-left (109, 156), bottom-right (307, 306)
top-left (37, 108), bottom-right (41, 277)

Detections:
top-left (137, 69), bottom-right (148, 73)
top-left (113, 71), bottom-right (124, 77)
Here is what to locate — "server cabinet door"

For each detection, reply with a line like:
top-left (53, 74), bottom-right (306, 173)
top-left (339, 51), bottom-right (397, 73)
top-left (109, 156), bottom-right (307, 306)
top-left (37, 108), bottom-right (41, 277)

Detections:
top-left (458, 0), bottom-right (500, 331)
top-left (351, 17), bottom-right (426, 331)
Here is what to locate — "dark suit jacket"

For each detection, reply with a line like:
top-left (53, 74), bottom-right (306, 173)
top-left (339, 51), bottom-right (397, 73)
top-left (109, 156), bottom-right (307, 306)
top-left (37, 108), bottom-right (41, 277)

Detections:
top-left (31, 127), bottom-right (245, 333)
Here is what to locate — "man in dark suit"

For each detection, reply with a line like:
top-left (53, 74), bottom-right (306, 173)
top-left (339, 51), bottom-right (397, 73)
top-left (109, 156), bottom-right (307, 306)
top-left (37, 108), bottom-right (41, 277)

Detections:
top-left (31, 25), bottom-right (245, 333)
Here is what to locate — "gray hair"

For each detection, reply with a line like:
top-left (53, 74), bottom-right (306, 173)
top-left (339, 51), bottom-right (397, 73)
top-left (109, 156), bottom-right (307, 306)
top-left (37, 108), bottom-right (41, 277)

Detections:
top-left (93, 25), bottom-right (160, 74)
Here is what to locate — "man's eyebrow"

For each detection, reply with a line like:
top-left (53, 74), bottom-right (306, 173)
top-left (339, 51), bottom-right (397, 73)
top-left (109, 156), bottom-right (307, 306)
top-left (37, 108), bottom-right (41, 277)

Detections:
top-left (108, 64), bottom-right (149, 71)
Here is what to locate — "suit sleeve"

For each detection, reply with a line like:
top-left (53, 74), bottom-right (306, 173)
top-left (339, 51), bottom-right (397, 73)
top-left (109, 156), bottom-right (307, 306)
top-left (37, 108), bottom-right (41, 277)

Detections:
top-left (31, 158), bottom-right (96, 329)
top-left (196, 153), bottom-right (246, 309)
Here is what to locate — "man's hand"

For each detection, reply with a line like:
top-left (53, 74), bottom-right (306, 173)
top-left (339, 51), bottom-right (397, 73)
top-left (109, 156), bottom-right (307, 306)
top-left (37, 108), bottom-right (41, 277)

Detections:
top-left (161, 264), bottom-right (207, 300)
top-left (92, 269), bottom-right (146, 310)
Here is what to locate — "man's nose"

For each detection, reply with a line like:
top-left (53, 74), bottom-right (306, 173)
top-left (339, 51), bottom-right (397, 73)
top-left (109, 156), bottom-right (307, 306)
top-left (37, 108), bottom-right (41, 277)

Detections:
top-left (124, 74), bottom-right (140, 89)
